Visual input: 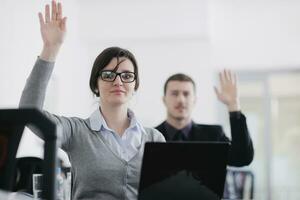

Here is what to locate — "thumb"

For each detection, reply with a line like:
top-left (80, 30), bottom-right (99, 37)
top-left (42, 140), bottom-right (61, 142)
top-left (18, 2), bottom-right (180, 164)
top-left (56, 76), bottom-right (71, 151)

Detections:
top-left (60, 17), bottom-right (67, 31)
top-left (214, 86), bottom-right (220, 97)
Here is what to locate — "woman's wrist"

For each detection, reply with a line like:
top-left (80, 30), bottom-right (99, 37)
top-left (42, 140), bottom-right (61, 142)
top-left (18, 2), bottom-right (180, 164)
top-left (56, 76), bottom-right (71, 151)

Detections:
top-left (40, 45), bottom-right (61, 62)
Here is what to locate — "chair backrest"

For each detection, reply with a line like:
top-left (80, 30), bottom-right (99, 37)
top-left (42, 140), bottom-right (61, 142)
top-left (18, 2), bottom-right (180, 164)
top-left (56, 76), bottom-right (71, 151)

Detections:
top-left (223, 168), bottom-right (255, 199)
top-left (0, 108), bottom-right (58, 200)
top-left (0, 125), bottom-right (24, 190)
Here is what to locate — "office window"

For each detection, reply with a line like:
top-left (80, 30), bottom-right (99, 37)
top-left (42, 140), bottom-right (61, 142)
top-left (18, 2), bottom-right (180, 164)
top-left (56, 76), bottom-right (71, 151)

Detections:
top-left (238, 71), bottom-right (300, 200)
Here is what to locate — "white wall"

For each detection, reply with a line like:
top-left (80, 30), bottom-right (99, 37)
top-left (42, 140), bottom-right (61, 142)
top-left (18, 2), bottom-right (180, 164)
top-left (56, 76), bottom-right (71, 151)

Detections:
top-left (209, 0), bottom-right (300, 69)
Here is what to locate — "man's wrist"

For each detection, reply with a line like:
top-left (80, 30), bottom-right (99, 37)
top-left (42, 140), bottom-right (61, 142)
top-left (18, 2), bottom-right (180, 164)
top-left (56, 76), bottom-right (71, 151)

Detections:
top-left (227, 102), bottom-right (241, 112)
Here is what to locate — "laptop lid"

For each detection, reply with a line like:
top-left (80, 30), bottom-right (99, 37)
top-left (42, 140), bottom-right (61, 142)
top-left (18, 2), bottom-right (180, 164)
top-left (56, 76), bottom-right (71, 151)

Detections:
top-left (138, 142), bottom-right (230, 200)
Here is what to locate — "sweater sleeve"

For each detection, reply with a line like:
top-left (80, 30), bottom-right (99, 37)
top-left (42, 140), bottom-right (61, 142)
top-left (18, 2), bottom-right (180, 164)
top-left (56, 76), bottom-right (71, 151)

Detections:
top-left (19, 58), bottom-right (73, 150)
top-left (19, 58), bottom-right (54, 109)
top-left (144, 127), bottom-right (166, 142)
top-left (227, 112), bottom-right (254, 166)
top-left (152, 128), bottom-right (166, 142)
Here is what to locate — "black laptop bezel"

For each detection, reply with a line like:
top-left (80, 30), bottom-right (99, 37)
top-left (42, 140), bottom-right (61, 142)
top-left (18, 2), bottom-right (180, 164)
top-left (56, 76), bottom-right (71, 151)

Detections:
top-left (138, 141), bottom-right (230, 199)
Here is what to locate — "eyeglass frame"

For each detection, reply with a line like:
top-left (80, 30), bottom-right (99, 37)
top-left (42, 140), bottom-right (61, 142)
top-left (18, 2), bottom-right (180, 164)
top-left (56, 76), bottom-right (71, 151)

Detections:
top-left (98, 70), bottom-right (137, 83)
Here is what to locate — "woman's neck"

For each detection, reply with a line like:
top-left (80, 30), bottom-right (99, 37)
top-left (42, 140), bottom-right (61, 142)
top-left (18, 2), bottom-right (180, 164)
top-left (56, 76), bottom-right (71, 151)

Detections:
top-left (100, 103), bottom-right (130, 136)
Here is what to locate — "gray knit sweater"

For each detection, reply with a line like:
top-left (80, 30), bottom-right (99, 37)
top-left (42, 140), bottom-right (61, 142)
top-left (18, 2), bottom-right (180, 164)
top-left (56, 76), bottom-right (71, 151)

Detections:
top-left (19, 58), bottom-right (165, 200)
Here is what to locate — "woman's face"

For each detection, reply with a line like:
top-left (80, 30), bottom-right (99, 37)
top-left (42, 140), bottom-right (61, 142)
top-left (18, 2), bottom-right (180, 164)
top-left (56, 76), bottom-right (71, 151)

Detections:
top-left (97, 57), bottom-right (136, 106)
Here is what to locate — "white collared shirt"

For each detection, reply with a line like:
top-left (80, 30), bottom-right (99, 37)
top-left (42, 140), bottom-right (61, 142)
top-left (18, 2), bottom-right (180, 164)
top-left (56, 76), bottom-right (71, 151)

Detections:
top-left (89, 108), bottom-right (145, 162)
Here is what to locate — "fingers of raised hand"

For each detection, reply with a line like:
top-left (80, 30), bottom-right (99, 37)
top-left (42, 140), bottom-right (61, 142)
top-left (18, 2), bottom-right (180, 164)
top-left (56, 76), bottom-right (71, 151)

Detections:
top-left (51, 0), bottom-right (57, 21)
top-left (220, 69), bottom-right (236, 86)
top-left (57, 2), bottom-right (62, 20)
top-left (60, 17), bottom-right (67, 31)
top-left (42, 1), bottom-right (62, 23)
top-left (219, 71), bottom-right (225, 86)
top-left (38, 12), bottom-right (45, 26)
top-left (45, 4), bottom-right (50, 23)
top-left (214, 86), bottom-right (221, 97)
top-left (223, 69), bottom-right (232, 83)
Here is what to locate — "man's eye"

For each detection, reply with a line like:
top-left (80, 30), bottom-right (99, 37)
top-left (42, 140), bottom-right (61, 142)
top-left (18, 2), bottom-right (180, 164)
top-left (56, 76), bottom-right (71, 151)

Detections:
top-left (183, 92), bottom-right (190, 97)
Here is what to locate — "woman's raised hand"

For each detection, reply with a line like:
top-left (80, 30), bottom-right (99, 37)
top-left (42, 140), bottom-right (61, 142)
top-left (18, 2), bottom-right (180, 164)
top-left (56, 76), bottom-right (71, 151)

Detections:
top-left (39, 0), bottom-right (67, 61)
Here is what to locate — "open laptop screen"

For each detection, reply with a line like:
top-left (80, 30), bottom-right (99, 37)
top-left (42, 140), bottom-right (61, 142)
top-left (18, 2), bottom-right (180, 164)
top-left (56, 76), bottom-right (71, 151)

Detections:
top-left (138, 142), bottom-right (230, 200)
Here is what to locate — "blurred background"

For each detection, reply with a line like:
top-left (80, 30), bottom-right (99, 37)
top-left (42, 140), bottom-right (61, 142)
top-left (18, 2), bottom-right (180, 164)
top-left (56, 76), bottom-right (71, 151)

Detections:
top-left (1, 0), bottom-right (300, 199)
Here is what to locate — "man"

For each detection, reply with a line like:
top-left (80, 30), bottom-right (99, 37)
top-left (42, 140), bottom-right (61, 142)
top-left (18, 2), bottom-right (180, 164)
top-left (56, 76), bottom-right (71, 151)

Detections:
top-left (156, 70), bottom-right (254, 166)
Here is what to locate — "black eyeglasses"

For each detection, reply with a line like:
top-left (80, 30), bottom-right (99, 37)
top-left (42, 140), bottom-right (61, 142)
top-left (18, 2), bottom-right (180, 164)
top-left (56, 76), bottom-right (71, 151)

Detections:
top-left (99, 70), bottom-right (136, 83)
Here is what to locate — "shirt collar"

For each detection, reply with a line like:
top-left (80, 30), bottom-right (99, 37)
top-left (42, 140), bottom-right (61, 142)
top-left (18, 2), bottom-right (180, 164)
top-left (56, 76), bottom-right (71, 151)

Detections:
top-left (164, 121), bottom-right (193, 138)
top-left (89, 107), bottom-right (144, 133)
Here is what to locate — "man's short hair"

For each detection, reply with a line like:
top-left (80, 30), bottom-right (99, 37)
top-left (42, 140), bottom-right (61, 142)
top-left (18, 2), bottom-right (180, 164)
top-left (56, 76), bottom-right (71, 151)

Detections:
top-left (163, 73), bottom-right (196, 95)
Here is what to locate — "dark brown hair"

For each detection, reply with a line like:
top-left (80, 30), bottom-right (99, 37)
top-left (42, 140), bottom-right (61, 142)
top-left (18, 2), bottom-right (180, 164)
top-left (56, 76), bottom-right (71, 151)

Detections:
top-left (163, 73), bottom-right (196, 95)
top-left (89, 47), bottom-right (139, 97)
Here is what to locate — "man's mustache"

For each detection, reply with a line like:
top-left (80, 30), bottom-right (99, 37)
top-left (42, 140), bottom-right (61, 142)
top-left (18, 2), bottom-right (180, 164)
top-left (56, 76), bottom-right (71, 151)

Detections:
top-left (175, 104), bottom-right (185, 109)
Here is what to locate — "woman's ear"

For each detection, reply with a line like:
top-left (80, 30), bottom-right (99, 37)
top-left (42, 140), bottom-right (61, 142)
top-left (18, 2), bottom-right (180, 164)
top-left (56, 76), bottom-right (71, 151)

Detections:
top-left (95, 89), bottom-right (99, 96)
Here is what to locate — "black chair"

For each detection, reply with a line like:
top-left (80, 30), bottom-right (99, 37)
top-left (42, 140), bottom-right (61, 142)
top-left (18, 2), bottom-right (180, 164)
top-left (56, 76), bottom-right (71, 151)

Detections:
top-left (13, 157), bottom-right (44, 194)
top-left (0, 108), bottom-right (58, 200)
top-left (0, 124), bottom-right (24, 191)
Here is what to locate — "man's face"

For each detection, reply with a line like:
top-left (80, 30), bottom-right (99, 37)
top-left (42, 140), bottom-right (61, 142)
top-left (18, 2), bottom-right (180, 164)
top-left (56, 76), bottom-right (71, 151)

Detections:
top-left (163, 80), bottom-right (196, 121)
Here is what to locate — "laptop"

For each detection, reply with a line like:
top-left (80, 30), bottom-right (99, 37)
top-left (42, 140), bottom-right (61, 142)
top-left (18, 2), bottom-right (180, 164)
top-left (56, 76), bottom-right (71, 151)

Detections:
top-left (138, 142), bottom-right (230, 200)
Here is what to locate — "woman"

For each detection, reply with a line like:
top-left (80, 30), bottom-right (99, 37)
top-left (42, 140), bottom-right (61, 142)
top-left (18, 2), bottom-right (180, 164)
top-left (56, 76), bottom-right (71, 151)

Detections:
top-left (19, 1), bottom-right (165, 200)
